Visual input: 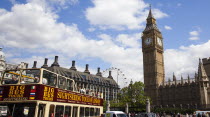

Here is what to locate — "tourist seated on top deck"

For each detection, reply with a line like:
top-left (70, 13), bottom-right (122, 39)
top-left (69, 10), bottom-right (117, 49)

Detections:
top-left (80, 88), bottom-right (86, 94)
top-left (34, 76), bottom-right (40, 83)
top-left (42, 78), bottom-right (48, 85)
top-left (5, 75), bottom-right (18, 84)
top-left (21, 78), bottom-right (25, 83)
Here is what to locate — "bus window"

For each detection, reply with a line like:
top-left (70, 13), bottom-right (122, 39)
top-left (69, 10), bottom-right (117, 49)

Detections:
top-left (3, 70), bottom-right (20, 84)
top-left (38, 104), bottom-right (46, 117)
top-left (64, 106), bottom-right (71, 117)
top-left (0, 103), bottom-right (36, 117)
top-left (21, 69), bottom-right (41, 83)
top-left (43, 70), bottom-right (57, 87)
top-left (0, 106), bottom-right (8, 116)
top-left (49, 105), bottom-right (55, 117)
top-left (58, 76), bottom-right (66, 89)
top-left (72, 107), bottom-right (78, 117)
top-left (85, 107), bottom-right (89, 117)
top-left (67, 79), bottom-right (73, 91)
top-left (80, 107), bottom-right (85, 117)
top-left (94, 108), bottom-right (97, 116)
top-left (55, 105), bottom-right (64, 117)
top-left (90, 108), bottom-right (94, 116)
top-left (96, 108), bottom-right (100, 116)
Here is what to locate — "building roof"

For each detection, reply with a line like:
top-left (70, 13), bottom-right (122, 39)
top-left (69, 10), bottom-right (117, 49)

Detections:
top-left (40, 56), bottom-right (119, 88)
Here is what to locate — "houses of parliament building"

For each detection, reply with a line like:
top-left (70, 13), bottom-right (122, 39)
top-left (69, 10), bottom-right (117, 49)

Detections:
top-left (142, 8), bottom-right (210, 109)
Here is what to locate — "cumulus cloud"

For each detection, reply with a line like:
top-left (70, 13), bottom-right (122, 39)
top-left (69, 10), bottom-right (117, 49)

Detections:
top-left (88, 27), bottom-right (96, 32)
top-left (0, 0), bottom-right (209, 88)
top-left (164, 25), bottom-right (172, 30)
top-left (190, 31), bottom-right (199, 36)
top-left (189, 37), bottom-right (199, 41)
top-left (189, 28), bottom-right (201, 41)
top-left (27, 0), bottom-right (79, 12)
top-left (0, 2), bottom-right (143, 88)
top-left (116, 33), bottom-right (141, 48)
top-left (85, 0), bottom-right (168, 30)
top-left (164, 40), bottom-right (210, 80)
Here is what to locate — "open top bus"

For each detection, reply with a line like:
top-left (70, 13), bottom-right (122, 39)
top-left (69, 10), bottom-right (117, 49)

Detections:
top-left (0, 68), bottom-right (103, 117)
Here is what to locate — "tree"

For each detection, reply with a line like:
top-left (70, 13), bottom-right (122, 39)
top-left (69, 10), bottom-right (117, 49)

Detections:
top-left (110, 81), bottom-right (148, 111)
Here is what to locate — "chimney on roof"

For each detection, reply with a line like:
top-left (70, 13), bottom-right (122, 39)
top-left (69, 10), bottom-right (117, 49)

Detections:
top-left (96, 67), bottom-right (102, 77)
top-left (70, 60), bottom-right (77, 71)
top-left (51, 56), bottom-right (60, 67)
top-left (42, 58), bottom-right (48, 68)
top-left (108, 71), bottom-right (113, 79)
top-left (32, 61), bottom-right (37, 68)
top-left (84, 64), bottom-right (90, 74)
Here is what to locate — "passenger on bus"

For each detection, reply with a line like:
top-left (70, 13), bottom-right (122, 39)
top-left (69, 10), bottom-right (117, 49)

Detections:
top-left (34, 77), bottom-right (39, 83)
top-left (80, 88), bottom-right (86, 94)
top-left (10, 76), bottom-right (18, 84)
top-left (5, 75), bottom-right (18, 84)
top-left (86, 89), bottom-right (89, 95)
top-left (42, 78), bottom-right (48, 85)
top-left (21, 78), bottom-right (25, 83)
top-left (50, 112), bottom-right (54, 117)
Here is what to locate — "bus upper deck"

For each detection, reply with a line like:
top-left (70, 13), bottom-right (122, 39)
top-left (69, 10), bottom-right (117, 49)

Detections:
top-left (0, 68), bottom-right (103, 117)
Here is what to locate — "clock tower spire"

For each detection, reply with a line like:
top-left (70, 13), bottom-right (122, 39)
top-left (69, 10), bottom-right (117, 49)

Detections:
top-left (142, 7), bottom-right (165, 105)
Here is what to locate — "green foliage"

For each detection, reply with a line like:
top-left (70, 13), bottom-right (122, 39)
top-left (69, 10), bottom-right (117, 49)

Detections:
top-left (107, 81), bottom-right (148, 111)
top-left (103, 100), bottom-right (107, 112)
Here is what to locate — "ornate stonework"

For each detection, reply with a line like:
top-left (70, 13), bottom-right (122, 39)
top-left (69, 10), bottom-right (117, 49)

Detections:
top-left (142, 8), bottom-right (165, 105)
top-left (142, 9), bottom-right (210, 110)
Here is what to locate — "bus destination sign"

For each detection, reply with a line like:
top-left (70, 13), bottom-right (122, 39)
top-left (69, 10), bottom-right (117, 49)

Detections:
top-left (0, 85), bottom-right (103, 106)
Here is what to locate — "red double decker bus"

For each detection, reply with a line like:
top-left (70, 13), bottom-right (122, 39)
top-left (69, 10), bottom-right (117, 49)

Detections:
top-left (0, 68), bottom-right (103, 117)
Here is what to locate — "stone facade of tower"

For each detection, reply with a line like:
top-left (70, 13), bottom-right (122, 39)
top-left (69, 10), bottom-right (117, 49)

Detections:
top-left (142, 8), bottom-right (165, 105)
top-left (142, 9), bottom-right (210, 110)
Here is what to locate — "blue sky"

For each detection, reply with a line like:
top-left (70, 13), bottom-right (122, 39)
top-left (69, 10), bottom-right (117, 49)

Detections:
top-left (0, 0), bottom-right (210, 88)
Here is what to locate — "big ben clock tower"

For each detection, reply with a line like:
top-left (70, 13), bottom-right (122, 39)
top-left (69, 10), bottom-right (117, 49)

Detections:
top-left (142, 7), bottom-right (165, 105)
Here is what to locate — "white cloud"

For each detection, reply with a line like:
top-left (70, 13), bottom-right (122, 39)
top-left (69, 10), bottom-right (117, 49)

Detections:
top-left (189, 31), bottom-right (199, 36)
top-left (9, 0), bottom-right (17, 5)
top-left (116, 33), bottom-right (141, 48)
top-left (189, 29), bottom-right (201, 41)
top-left (165, 40), bottom-right (210, 80)
top-left (0, 1), bottom-right (210, 89)
top-left (27, 0), bottom-right (79, 12)
top-left (189, 37), bottom-right (199, 40)
top-left (85, 0), bottom-right (168, 30)
top-left (0, 2), bottom-right (143, 88)
top-left (164, 25), bottom-right (172, 30)
top-left (88, 27), bottom-right (95, 32)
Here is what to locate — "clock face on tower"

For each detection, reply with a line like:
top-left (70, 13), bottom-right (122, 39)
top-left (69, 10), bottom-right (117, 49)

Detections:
top-left (145, 38), bottom-right (152, 45)
top-left (157, 37), bottom-right (162, 46)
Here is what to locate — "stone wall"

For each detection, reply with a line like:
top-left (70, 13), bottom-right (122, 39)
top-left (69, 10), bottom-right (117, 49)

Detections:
top-left (158, 81), bottom-right (201, 108)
